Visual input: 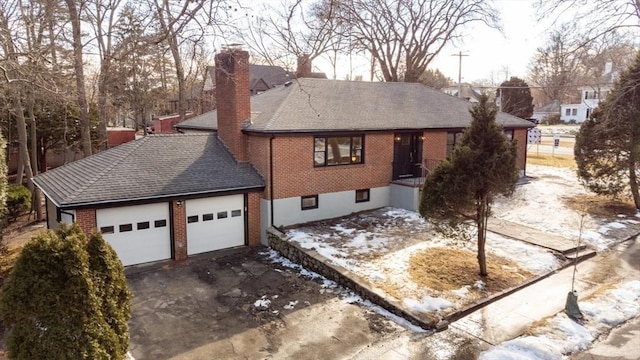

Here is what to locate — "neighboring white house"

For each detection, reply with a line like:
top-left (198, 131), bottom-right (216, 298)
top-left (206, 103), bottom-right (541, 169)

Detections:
top-left (561, 62), bottom-right (617, 123)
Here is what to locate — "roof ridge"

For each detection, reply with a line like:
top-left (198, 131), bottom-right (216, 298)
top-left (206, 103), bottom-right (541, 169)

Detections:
top-left (65, 137), bottom-right (150, 202)
top-left (263, 84), bottom-right (297, 130)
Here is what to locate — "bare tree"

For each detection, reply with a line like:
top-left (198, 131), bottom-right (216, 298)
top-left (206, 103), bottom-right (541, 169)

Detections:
top-left (237, 0), bottom-right (344, 70)
top-left (335, 0), bottom-right (500, 82)
top-left (536, 0), bottom-right (640, 45)
top-left (149, 0), bottom-right (226, 120)
top-left (85, 0), bottom-right (123, 151)
top-left (64, 0), bottom-right (92, 157)
top-left (528, 24), bottom-right (583, 104)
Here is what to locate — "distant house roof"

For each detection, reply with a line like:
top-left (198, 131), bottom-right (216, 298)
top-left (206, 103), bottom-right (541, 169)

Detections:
top-left (203, 64), bottom-right (295, 94)
top-left (442, 84), bottom-right (485, 103)
top-left (534, 100), bottom-right (561, 113)
top-left (174, 110), bottom-right (217, 132)
top-left (32, 134), bottom-right (264, 208)
top-left (245, 78), bottom-right (534, 133)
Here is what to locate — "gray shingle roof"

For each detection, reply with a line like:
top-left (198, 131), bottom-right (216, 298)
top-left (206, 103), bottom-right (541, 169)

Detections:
top-left (249, 64), bottom-right (294, 88)
top-left (246, 78), bottom-right (534, 133)
top-left (33, 134), bottom-right (264, 208)
top-left (174, 110), bottom-right (217, 131)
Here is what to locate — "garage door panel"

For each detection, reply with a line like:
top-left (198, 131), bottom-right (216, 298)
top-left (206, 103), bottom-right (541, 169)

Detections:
top-left (97, 203), bottom-right (171, 266)
top-left (186, 195), bottom-right (245, 255)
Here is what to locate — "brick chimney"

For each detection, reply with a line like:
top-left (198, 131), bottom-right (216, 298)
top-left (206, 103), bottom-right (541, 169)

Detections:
top-left (215, 49), bottom-right (250, 162)
top-left (296, 54), bottom-right (312, 78)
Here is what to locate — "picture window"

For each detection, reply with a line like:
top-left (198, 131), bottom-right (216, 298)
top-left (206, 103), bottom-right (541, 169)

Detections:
top-left (314, 135), bottom-right (364, 167)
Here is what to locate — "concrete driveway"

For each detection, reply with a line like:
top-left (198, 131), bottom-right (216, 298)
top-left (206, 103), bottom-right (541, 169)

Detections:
top-left (126, 246), bottom-right (409, 360)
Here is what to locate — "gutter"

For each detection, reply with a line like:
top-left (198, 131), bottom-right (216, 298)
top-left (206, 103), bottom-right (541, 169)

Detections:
top-left (43, 185), bottom-right (265, 209)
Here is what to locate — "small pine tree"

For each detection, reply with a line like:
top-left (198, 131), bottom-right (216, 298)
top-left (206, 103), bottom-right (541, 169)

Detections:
top-left (0, 224), bottom-right (124, 359)
top-left (87, 231), bottom-right (132, 358)
top-left (575, 50), bottom-right (640, 209)
top-left (420, 94), bottom-right (519, 276)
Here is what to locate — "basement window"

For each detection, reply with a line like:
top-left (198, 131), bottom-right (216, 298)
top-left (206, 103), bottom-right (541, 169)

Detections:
top-left (355, 189), bottom-right (370, 203)
top-left (301, 195), bottom-right (319, 210)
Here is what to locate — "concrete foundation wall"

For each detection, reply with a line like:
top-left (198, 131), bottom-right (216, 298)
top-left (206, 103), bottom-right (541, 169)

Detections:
top-left (390, 184), bottom-right (420, 212)
top-left (271, 186), bottom-right (390, 228)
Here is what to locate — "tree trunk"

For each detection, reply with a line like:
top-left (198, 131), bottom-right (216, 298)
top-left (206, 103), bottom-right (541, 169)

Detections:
top-left (97, 60), bottom-right (111, 150)
top-left (168, 35), bottom-right (186, 120)
top-left (9, 87), bottom-right (35, 190)
top-left (476, 197), bottom-right (489, 277)
top-left (629, 154), bottom-right (640, 209)
top-left (65, 0), bottom-right (92, 158)
top-left (27, 98), bottom-right (43, 221)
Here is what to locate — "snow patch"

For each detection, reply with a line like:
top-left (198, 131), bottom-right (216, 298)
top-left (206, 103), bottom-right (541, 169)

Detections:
top-left (403, 296), bottom-right (453, 313)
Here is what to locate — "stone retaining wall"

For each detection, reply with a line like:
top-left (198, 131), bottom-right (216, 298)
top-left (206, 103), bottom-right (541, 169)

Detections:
top-left (267, 227), bottom-right (447, 331)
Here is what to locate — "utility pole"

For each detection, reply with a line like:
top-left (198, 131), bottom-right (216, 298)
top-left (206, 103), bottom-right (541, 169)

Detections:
top-left (452, 51), bottom-right (469, 98)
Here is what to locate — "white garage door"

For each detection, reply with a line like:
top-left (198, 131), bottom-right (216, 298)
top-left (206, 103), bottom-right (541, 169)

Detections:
top-left (96, 203), bottom-right (171, 266)
top-left (186, 195), bottom-right (245, 255)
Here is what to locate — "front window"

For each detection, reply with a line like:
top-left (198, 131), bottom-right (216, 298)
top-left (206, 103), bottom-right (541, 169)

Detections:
top-left (504, 129), bottom-right (514, 141)
top-left (314, 135), bottom-right (364, 167)
top-left (572, 108), bottom-right (577, 116)
top-left (446, 131), bottom-right (464, 157)
top-left (565, 108), bottom-right (571, 116)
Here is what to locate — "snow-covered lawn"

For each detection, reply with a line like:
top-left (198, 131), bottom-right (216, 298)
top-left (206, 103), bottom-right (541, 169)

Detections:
top-left (493, 165), bottom-right (640, 251)
top-left (480, 280), bottom-right (640, 360)
top-left (287, 208), bottom-right (560, 320)
top-left (283, 165), bottom-right (640, 323)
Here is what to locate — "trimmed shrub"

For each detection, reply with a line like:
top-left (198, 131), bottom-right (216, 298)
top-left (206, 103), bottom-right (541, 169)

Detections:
top-left (87, 231), bottom-right (132, 358)
top-left (0, 224), bottom-right (131, 359)
top-left (6, 185), bottom-right (31, 222)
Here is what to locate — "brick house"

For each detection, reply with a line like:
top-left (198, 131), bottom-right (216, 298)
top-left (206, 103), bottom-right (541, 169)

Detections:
top-left (32, 49), bottom-right (533, 266)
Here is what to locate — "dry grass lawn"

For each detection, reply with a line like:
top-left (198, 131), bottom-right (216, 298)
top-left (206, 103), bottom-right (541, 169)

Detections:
top-left (564, 194), bottom-right (637, 218)
top-left (408, 247), bottom-right (534, 293)
top-left (527, 153), bottom-right (577, 169)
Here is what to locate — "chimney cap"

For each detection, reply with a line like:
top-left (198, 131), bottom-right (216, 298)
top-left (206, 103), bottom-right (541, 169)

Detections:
top-left (222, 43), bottom-right (244, 52)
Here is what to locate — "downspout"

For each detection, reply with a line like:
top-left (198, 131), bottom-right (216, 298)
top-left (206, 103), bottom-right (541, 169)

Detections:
top-left (269, 135), bottom-right (275, 227)
top-left (523, 128), bottom-right (528, 177)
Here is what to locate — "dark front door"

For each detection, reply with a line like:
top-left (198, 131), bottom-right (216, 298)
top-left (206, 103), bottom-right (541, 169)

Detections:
top-left (393, 133), bottom-right (422, 180)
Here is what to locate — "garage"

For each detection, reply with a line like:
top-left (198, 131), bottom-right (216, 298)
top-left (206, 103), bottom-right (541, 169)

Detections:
top-left (96, 203), bottom-right (172, 266)
top-left (186, 194), bottom-right (245, 255)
